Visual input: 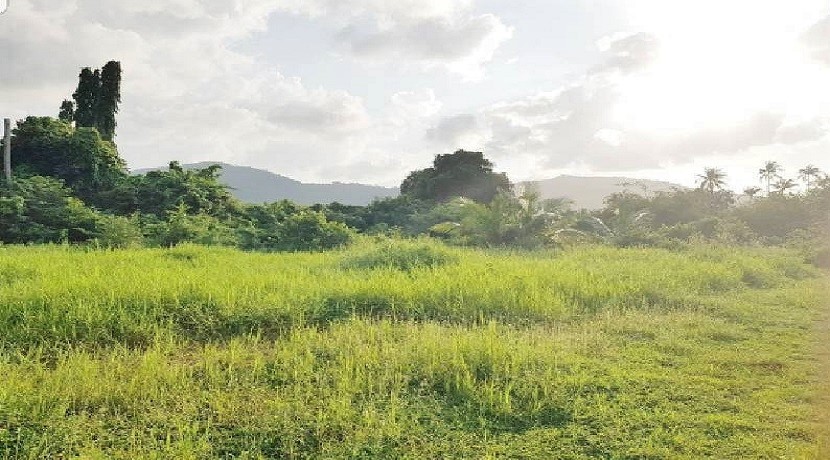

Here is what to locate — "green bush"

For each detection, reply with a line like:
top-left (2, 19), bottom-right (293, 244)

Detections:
top-left (341, 239), bottom-right (459, 271)
top-left (93, 214), bottom-right (144, 248)
top-left (144, 206), bottom-right (238, 247)
top-left (0, 176), bottom-right (100, 244)
top-left (239, 208), bottom-right (353, 252)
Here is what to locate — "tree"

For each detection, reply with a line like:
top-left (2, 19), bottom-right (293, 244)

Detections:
top-left (133, 162), bottom-right (238, 218)
top-left (743, 186), bottom-right (762, 198)
top-left (95, 61), bottom-right (122, 141)
top-left (10, 117), bottom-right (127, 201)
top-left (58, 100), bottom-right (75, 123)
top-left (697, 167), bottom-right (727, 195)
top-left (400, 150), bottom-right (511, 204)
top-left (0, 176), bottom-right (101, 244)
top-left (69, 61), bottom-right (122, 140)
top-left (758, 161), bottom-right (782, 195)
top-left (72, 68), bottom-right (100, 128)
top-left (798, 165), bottom-right (822, 190)
top-left (773, 178), bottom-right (798, 196)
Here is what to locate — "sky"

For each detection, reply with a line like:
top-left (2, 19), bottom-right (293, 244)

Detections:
top-left (0, 0), bottom-right (829, 191)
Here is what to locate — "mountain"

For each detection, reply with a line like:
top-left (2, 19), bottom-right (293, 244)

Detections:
top-left (520, 175), bottom-right (684, 210)
top-left (133, 163), bottom-right (682, 210)
top-left (133, 162), bottom-right (399, 206)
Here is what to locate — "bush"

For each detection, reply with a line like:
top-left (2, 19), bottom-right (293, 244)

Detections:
top-left (0, 176), bottom-right (100, 244)
top-left (341, 239), bottom-right (459, 271)
top-left (93, 214), bottom-right (144, 248)
top-left (239, 208), bottom-right (353, 252)
top-left (144, 206), bottom-right (238, 247)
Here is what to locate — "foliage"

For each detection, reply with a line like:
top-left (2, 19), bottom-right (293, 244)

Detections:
top-left (70, 61), bottom-right (122, 140)
top-left (400, 150), bottom-right (511, 204)
top-left (131, 162), bottom-right (239, 218)
top-left (0, 245), bottom-right (823, 458)
top-left (143, 205), bottom-right (239, 247)
top-left (239, 202), bottom-right (353, 252)
top-left (10, 117), bottom-right (127, 201)
top-left (341, 238), bottom-right (459, 271)
top-left (93, 214), bottom-right (144, 248)
top-left (0, 176), bottom-right (101, 244)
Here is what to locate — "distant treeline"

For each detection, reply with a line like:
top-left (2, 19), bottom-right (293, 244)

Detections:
top-left (1, 61), bottom-right (828, 261)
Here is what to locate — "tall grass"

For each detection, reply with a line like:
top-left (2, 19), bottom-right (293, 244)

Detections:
top-left (0, 241), bottom-right (825, 458)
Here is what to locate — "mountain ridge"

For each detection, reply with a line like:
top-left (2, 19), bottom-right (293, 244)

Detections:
top-left (134, 162), bottom-right (684, 209)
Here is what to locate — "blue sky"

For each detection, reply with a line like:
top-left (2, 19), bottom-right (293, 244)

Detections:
top-left (1, 0), bottom-right (828, 191)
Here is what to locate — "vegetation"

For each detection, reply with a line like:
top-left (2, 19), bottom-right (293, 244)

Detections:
top-left (1, 59), bottom-right (829, 458)
top-left (0, 243), bottom-right (826, 458)
top-left (401, 150), bottom-right (511, 204)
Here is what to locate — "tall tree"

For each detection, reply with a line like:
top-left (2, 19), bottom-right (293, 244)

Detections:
top-left (58, 100), bottom-right (75, 124)
top-left (798, 164), bottom-right (822, 190)
top-left (72, 68), bottom-right (100, 128)
top-left (697, 167), bottom-right (727, 195)
top-left (758, 161), bottom-right (782, 196)
top-left (95, 61), bottom-right (122, 141)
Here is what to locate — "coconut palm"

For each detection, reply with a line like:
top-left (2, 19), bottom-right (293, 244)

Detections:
top-left (773, 178), bottom-right (798, 196)
top-left (798, 165), bottom-right (822, 190)
top-left (758, 161), bottom-right (782, 195)
top-left (697, 168), bottom-right (727, 195)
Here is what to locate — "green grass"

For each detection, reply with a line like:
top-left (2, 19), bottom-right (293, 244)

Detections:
top-left (0, 240), bottom-right (826, 458)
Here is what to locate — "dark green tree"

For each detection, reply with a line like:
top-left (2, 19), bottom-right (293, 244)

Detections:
top-left (0, 176), bottom-right (101, 244)
top-left (95, 61), bottom-right (122, 140)
top-left (58, 100), bottom-right (75, 123)
top-left (133, 162), bottom-right (238, 218)
top-left (72, 68), bottom-right (100, 128)
top-left (10, 117), bottom-right (127, 201)
top-left (400, 150), bottom-right (511, 204)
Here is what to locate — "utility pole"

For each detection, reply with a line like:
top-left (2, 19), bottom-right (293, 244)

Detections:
top-left (3, 118), bottom-right (10, 182)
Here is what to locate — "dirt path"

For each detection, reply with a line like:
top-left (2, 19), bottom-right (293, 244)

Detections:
top-left (815, 280), bottom-right (830, 458)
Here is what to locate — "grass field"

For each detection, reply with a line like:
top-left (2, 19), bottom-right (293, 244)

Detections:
top-left (0, 240), bottom-right (827, 459)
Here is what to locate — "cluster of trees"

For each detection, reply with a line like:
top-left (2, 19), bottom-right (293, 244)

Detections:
top-left (0, 62), bottom-right (352, 251)
top-left (1, 60), bottom-right (828, 257)
top-left (59, 61), bottom-right (122, 141)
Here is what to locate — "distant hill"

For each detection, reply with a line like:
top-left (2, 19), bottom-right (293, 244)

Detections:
top-left (133, 164), bottom-right (682, 209)
top-left (133, 162), bottom-right (399, 206)
top-left (520, 175), bottom-right (684, 210)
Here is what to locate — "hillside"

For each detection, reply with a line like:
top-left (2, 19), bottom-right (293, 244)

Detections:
top-left (134, 162), bottom-right (399, 206)
top-left (521, 175), bottom-right (683, 209)
top-left (134, 164), bottom-right (684, 209)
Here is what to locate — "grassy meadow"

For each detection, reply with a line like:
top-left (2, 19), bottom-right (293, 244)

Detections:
top-left (0, 240), bottom-right (827, 458)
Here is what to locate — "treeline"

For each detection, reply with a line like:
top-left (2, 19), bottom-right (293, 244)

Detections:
top-left (1, 61), bottom-right (828, 259)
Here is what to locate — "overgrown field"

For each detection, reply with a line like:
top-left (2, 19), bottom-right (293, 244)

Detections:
top-left (0, 240), bottom-right (827, 459)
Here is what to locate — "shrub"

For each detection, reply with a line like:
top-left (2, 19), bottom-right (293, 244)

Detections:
top-left (93, 214), bottom-right (144, 248)
top-left (341, 239), bottom-right (459, 271)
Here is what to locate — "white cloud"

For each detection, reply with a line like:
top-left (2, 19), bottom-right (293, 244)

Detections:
top-left (425, 11), bottom-right (830, 178)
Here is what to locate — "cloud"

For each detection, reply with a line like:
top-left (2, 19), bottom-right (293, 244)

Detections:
top-left (426, 114), bottom-right (481, 146)
top-left (804, 15), bottom-right (830, 65)
top-left (338, 13), bottom-right (512, 80)
top-left (426, 30), bottom-right (830, 173)
top-left (0, 0), bottom-right (380, 179)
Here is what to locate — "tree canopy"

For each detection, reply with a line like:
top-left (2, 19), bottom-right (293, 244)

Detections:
top-left (10, 117), bottom-right (126, 201)
top-left (400, 150), bottom-right (511, 204)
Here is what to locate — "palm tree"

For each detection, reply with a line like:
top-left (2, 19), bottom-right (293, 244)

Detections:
top-left (773, 178), bottom-right (798, 196)
top-left (697, 167), bottom-right (727, 195)
top-left (798, 165), bottom-right (822, 190)
top-left (758, 161), bottom-right (782, 195)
